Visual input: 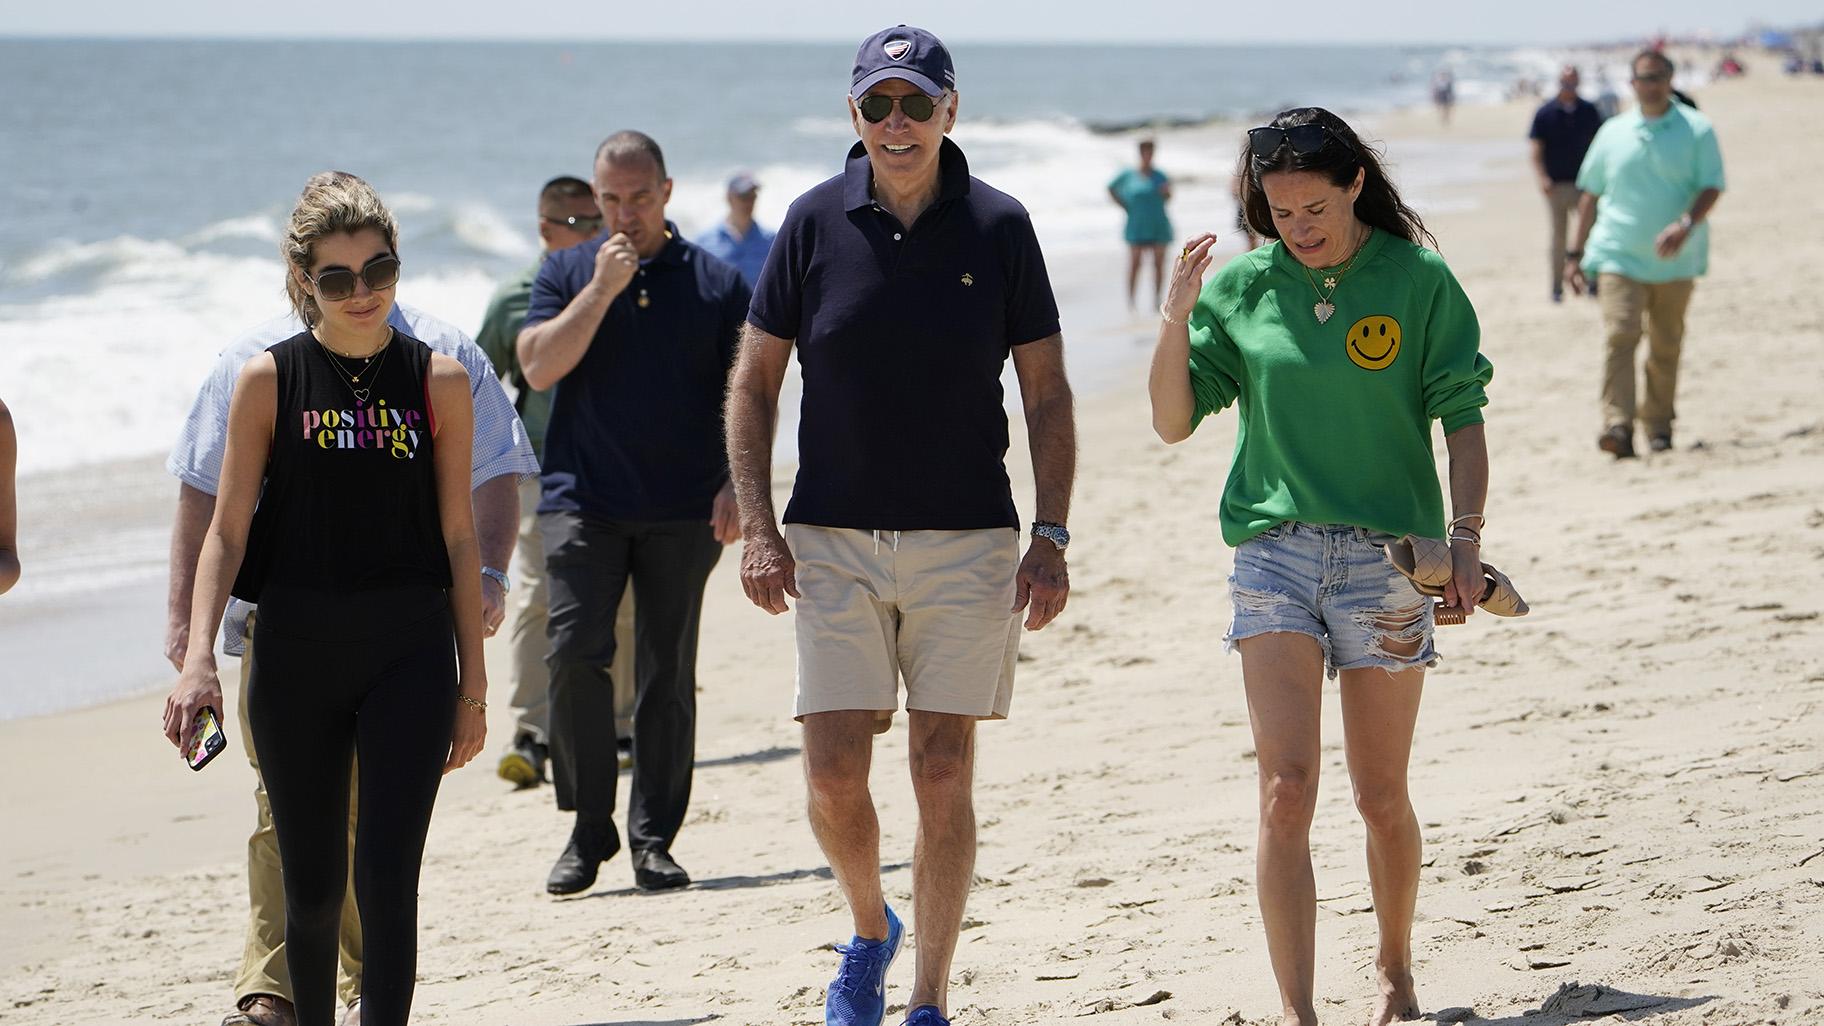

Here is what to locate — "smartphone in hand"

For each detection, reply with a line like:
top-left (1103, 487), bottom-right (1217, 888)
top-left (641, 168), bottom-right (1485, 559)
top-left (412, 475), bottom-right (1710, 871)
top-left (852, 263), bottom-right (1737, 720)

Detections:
top-left (186, 707), bottom-right (227, 771)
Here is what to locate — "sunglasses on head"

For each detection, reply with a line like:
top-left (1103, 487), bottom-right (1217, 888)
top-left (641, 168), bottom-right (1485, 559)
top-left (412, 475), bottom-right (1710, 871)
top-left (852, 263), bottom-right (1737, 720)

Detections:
top-left (543, 213), bottom-right (605, 232)
top-left (308, 253), bottom-right (401, 302)
top-left (856, 92), bottom-right (942, 124)
top-left (1247, 124), bottom-right (1338, 159)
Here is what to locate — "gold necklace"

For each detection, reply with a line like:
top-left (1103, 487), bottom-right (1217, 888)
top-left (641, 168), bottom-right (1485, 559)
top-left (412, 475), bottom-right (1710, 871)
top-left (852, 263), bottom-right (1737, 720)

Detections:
top-left (315, 329), bottom-right (394, 405)
top-left (1302, 226), bottom-right (1373, 324)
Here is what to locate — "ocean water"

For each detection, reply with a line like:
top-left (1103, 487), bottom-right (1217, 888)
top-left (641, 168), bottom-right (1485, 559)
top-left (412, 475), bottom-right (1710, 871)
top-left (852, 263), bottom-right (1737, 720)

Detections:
top-left (0, 37), bottom-right (1575, 718)
top-left (0, 38), bottom-right (1577, 479)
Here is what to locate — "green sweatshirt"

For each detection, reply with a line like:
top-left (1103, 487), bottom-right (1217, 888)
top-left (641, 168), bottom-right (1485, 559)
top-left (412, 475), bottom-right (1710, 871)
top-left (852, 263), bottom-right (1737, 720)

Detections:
top-left (1187, 230), bottom-right (1492, 547)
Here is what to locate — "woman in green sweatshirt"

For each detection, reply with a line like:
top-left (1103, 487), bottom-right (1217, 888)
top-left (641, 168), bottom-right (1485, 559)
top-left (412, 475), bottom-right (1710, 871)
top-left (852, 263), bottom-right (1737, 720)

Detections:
top-left (1148, 107), bottom-right (1494, 1026)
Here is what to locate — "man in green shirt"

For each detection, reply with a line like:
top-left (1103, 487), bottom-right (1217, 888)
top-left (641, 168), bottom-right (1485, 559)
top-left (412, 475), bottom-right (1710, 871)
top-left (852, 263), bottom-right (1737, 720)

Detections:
top-left (1566, 49), bottom-right (1725, 458)
top-left (477, 176), bottom-right (636, 786)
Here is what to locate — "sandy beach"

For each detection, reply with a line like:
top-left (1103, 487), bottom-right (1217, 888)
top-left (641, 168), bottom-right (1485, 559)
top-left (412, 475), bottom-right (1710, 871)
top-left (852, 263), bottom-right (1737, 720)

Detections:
top-left (3, 69), bottom-right (1822, 1026)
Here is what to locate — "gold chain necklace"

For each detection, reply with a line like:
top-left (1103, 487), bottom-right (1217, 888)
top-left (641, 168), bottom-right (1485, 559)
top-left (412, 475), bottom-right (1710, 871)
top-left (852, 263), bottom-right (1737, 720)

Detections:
top-left (1302, 226), bottom-right (1373, 324)
top-left (314, 329), bottom-right (393, 405)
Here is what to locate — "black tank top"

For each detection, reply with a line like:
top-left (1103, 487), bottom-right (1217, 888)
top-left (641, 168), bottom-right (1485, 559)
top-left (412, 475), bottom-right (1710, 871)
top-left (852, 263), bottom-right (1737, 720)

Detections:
top-left (232, 330), bottom-right (452, 602)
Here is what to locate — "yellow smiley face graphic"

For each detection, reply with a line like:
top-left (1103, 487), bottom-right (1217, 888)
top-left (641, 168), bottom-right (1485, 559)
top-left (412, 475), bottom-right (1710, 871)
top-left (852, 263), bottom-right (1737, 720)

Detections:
top-left (1345, 315), bottom-right (1402, 371)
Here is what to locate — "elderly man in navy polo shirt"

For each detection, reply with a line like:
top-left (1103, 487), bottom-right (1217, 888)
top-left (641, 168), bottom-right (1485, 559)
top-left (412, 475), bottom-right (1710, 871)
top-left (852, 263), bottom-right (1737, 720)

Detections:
top-left (518, 130), bottom-right (750, 896)
top-left (726, 26), bottom-right (1076, 1026)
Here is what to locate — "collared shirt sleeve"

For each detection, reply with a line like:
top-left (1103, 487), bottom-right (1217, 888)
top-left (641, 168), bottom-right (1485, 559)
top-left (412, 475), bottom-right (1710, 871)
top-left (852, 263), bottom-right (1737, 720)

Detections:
top-left (1001, 210), bottom-right (1061, 346)
top-left (720, 269), bottom-right (755, 372)
top-left (747, 203), bottom-right (803, 339)
top-left (166, 349), bottom-right (242, 495)
top-left (1574, 120), bottom-right (1615, 196)
top-left (449, 336), bottom-right (539, 486)
top-left (474, 278), bottom-right (522, 380)
top-left (522, 249), bottom-right (579, 332)
top-left (1694, 118), bottom-right (1726, 191)
top-left (1419, 256), bottom-right (1493, 434)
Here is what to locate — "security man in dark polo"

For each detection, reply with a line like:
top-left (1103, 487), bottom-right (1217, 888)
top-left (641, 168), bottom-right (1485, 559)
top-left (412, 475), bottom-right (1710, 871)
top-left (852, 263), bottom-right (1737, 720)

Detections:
top-left (724, 25), bottom-right (1076, 1026)
top-left (517, 129), bottom-right (749, 895)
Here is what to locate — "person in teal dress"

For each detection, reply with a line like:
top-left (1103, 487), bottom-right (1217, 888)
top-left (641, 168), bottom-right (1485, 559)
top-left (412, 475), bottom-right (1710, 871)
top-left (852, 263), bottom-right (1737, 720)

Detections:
top-left (1108, 138), bottom-right (1174, 311)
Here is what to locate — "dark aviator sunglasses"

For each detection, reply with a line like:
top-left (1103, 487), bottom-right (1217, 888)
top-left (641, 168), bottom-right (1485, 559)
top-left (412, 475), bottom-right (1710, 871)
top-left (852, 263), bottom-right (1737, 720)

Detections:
top-left (1247, 123), bottom-right (1343, 159)
top-left (543, 213), bottom-right (605, 232)
top-left (856, 92), bottom-right (942, 124)
top-left (308, 253), bottom-right (401, 302)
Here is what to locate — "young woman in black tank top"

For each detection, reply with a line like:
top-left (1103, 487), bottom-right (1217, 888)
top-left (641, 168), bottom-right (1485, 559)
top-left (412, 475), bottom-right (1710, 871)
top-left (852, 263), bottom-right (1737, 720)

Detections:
top-left (162, 173), bottom-right (487, 1026)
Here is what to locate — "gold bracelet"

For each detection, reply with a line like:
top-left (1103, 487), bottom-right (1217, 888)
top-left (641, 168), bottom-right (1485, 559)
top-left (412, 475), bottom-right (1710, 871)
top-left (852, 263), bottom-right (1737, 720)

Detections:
top-left (1159, 304), bottom-right (1189, 327)
top-left (458, 694), bottom-right (487, 712)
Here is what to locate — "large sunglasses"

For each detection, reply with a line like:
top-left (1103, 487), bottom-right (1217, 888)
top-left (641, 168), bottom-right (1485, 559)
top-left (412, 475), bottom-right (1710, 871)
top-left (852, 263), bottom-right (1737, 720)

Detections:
top-left (856, 92), bottom-right (941, 124)
top-left (543, 213), bottom-right (605, 233)
top-left (308, 253), bottom-right (401, 302)
top-left (1247, 124), bottom-right (1338, 159)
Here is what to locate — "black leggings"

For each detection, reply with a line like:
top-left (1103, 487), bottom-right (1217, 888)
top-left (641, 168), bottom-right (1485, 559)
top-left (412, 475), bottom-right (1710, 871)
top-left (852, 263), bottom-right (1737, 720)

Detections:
top-left (248, 586), bottom-right (456, 1026)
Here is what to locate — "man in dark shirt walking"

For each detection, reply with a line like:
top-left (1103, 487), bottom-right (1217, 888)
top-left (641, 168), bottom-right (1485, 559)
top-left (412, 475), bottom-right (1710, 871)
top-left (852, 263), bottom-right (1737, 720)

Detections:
top-left (518, 130), bottom-right (749, 894)
top-left (1529, 65), bottom-right (1604, 302)
top-left (726, 26), bottom-right (1075, 1026)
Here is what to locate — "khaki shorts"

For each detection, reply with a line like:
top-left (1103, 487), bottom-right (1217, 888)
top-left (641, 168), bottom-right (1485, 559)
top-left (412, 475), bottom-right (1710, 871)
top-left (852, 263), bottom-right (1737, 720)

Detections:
top-left (786, 524), bottom-right (1022, 732)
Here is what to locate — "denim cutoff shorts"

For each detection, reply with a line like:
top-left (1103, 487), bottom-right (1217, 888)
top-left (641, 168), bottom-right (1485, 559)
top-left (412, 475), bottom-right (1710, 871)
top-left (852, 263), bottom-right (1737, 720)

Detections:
top-left (1224, 521), bottom-right (1440, 679)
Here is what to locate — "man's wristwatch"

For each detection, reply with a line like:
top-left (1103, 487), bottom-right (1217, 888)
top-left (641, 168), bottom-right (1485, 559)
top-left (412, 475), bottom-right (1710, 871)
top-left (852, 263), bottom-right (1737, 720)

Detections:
top-left (1564, 249), bottom-right (1583, 261)
top-left (1031, 521), bottom-right (1070, 552)
top-left (480, 566), bottom-right (511, 592)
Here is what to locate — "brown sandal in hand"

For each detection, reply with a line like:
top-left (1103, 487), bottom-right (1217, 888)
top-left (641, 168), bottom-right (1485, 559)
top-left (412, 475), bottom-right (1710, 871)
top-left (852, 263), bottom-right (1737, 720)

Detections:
top-left (1384, 535), bottom-right (1530, 625)
top-left (222, 994), bottom-right (297, 1026)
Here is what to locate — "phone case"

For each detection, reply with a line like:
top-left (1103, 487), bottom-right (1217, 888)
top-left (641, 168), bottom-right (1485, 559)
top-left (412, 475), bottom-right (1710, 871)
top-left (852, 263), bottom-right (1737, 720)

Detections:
top-left (187, 707), bottom-right (228, 771)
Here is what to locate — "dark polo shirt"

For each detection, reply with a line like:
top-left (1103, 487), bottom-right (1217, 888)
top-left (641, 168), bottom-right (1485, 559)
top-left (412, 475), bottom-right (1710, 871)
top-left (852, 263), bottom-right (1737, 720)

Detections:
top-left (748, 139), bottom-right (1060, 531)
top-left (526, 222), bottom-right (750, 521)
top-left (1529, 97), bottom-right (1605, 183)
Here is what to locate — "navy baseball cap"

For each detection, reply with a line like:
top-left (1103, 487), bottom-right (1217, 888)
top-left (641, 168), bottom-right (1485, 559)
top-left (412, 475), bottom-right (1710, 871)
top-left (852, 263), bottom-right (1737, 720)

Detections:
top-left (851, 25), bottom-right (955, 98)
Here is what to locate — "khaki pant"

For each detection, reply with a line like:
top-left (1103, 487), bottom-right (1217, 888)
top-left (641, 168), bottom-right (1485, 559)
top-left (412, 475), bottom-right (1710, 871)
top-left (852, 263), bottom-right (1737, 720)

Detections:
top-left (234, 615), bottom-right (362, 1008)
top-left (1597, 272), bottom-right (1696, 435)
top-left (1545, 182), bottom-right (1580, 295)
top-left (509, 477), bottom-right (634, 742)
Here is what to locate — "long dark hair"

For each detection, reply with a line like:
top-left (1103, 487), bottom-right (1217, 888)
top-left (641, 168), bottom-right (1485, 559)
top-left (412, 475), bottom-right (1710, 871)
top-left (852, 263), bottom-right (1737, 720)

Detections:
top-left (1236, 107), bottom-right (1437, 251)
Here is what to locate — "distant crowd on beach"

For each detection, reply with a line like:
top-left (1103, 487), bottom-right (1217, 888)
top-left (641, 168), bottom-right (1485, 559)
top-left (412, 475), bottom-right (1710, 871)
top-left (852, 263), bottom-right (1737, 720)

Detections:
top-left (0, 23), bottom-right (1754, 1026)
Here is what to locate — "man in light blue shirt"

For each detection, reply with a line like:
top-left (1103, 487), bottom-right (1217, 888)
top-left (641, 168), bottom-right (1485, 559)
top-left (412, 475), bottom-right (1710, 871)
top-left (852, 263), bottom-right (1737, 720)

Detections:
top-left (696, 171), bottom-right (776, 287)
top-left (1566, 49), bottom-right (1724, 458)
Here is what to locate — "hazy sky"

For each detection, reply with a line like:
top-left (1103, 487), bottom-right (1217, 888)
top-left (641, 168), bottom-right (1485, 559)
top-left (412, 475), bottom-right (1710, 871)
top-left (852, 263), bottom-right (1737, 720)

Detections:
top-left (4, 0), bottom-right (1817, 46)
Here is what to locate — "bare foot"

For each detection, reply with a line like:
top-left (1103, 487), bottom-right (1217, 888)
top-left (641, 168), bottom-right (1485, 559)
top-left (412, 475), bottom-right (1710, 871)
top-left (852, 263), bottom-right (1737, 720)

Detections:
top-left (1280, 1009), bottom-right (1319, 1026)
top-left (1369, 966), bottom-right (1421, 1026)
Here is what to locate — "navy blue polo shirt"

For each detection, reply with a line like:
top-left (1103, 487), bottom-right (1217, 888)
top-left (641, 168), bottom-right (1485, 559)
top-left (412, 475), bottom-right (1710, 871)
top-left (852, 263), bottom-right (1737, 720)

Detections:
top-left (525, 223), bottom-right (750, 521)
top-left (1529, 97), bottom-right (1605, 183)
top-left (748, 138), bottom-right (1060, 531)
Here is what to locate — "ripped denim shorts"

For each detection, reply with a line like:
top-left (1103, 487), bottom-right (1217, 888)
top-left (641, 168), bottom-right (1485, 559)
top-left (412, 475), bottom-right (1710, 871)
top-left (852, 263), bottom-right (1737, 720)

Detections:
top-left (1224, 521), bottom-right (1439, 679)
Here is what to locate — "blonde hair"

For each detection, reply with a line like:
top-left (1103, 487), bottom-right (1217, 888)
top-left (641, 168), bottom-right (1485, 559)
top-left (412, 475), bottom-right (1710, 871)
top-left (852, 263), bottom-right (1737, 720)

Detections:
top-left (282, 171), bottom-right (399, 326)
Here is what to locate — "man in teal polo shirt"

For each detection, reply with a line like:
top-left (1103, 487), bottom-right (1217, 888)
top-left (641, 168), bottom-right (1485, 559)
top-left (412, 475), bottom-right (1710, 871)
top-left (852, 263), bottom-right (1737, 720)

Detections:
top-left (1566, 49), bottom-right (1724, 458)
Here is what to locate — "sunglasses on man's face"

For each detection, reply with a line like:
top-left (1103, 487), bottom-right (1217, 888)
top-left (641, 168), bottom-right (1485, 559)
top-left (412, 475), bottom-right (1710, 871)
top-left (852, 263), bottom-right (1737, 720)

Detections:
top-left (1632, 72), bottom-right (1671, 84)
top-left (857, 92), bottom-right (941, 124)
top-left (543, 213), bottom-right (605, 233)
top-left (1247, 124), bottom-right (1335, 159)
top-left (309, 254), bottom-right (401, 302)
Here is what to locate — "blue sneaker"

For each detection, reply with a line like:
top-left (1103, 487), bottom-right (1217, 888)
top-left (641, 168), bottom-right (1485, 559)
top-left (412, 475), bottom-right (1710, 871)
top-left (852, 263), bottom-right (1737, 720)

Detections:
top-left (825, 904), bottom-right (903, 1026)
top-left (902, 1006), bottom-right (950, 1026)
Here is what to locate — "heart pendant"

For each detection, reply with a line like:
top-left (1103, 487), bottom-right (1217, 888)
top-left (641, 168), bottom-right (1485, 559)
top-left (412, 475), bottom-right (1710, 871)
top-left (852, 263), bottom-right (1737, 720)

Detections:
top-left (354, 389), bottom-right (371, 404)
top-left (1314, 301), bottom-right (1335, 324)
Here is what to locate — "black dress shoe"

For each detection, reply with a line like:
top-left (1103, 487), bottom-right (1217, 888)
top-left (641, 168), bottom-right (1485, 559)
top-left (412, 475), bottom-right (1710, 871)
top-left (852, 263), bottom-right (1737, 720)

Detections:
top-left (546, 817), bottom-right (620, 895)
top-left (632, 847), bottom-right (690, 891)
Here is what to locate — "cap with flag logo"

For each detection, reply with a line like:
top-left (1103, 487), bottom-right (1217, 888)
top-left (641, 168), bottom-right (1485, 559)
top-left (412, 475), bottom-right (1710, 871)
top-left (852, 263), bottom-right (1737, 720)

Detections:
top-left (851, 25), bottom-right (954, 98)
